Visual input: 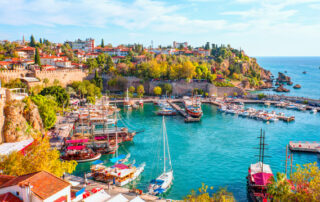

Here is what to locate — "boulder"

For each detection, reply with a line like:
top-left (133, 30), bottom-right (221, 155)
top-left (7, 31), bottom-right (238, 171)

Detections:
top-left (274, 84), bottom-right (290, 92)
top-left (293, 84), bottom-right (301, 89)
top-left (276, 72), bottom-right (291, 85)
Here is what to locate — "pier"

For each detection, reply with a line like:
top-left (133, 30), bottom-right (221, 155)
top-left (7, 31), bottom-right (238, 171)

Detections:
top-left (289, 141), bottom-right (320, 153)
top-left (167, 100), bottom-right (201, 122)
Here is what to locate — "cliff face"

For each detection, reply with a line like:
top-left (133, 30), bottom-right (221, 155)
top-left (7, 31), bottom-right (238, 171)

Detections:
top-left (3, 99), bottom-right (43, 143)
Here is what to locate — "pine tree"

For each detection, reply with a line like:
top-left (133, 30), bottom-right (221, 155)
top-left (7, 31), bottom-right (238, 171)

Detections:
top-left (30, 35), bottom-right (36, 47)
top-left (35, 47), bottom-right (41, 67)
top-left (101, 39), bottom-right (104, 48)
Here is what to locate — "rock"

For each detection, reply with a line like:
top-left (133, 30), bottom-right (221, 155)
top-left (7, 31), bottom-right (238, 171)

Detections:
top-left (303, 71), bottom-right (307, 74)
top-left (3, 99), bottom-right (43, 143)
top-left (293, 84), bottom-right (301, 89)
top-left (276, 72), bottom-right (291, 85)
top-left (274, 84), bottom-right (290, 92)
top-left (260, 81), bottom-right (273, 89)
top-left (241, 80), bottom-right (250, 89)
top-left (287, 81), bottom-right (293, 85)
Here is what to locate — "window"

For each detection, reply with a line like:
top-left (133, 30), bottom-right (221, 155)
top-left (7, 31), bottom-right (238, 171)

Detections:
top-left (16, 192), bottom-right (19, 196)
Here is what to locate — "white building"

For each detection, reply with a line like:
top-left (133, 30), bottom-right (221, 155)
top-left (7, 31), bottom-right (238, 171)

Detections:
top-left (0, 171), bottom-right (71, 202)
top-left (40, 55), bottom-right (72, 68)
top-left (65, 39), bottom-right (95, 52)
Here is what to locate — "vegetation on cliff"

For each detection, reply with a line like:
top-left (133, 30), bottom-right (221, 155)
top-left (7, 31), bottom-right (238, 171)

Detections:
top-left (3, 98), bottom-right (43, 142)
top-left (40, 85), bottom-right (69, 107)
top-left (85, 43), bottom-right (270, 89)
top-left (267, 162), bottom-right (320, 201)
top-left (30, 95), bottom-right (58, 129)
top-left (0, 133), bottom-right (77, 177)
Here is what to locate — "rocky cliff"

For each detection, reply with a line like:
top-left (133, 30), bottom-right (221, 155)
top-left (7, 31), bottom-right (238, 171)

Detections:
top-left (3, 99), bottom-right (43, 143)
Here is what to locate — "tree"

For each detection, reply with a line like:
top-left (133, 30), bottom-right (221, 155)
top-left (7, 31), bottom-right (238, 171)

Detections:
top-left (267, 162), bottom-right (320, 201)
top-left (35, 47), bottom-right (41, 66)
top-left (30, 95), bottom-right (57, 129)
top-left (129, 86), bottom-right (135, 94)
top-left (136, 84), bottom-right (145, 98)
top-left (267, 172), bottom-right (292, 201)
top-left (43, 78), bottom-right (49, 87)
top-left (101, 39), bottom-right (104, 48)
top-left (39, 38), bottom-right (43, 44)
top-left (93, 70), bottom-right (103, 90)
top-left (162, 83), bottom-right (172, 95)
top-left (30, 35), bottom-right (36, 47)
top-left (184, 183), bottom-right (235, 202)
top-left (153, 86), bottom-right (162, 96)
top-left (0, 133), bottom-right (77, 177)
top-left (40, 86), bottom-right (69, 107)
top-left (53, 79), bottom-right (60, 86)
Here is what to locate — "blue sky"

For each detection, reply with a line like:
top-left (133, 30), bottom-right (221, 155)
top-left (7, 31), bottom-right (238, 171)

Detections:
top-left (0, 0), bottom-right (320, 56)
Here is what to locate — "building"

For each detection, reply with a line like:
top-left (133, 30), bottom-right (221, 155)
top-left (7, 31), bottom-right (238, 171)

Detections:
top-left (40, 55), bottom-right (72, 68)
top-left (173, 41), bottom-right (188, 49)
top-left (15, 47), bottom-right (35, 59)
top-left (0, 171), bottom-right (71, 202)
top-left (65, 38), bottom-right (95, 52)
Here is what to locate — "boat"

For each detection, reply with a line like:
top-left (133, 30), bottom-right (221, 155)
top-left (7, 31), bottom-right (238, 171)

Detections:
top-left (311, 108), bottom-right (317, 114)
top-left (247, 130), bottom-right (273, 202)
top-left (156, 105), bottom-right (177, 116)
top-left (61, 146), bottom-right (101, 163)
top-left (124, 88), bottom-right (131, 108)
top-left (139, 99), bottom-right (144, 107)
top-left (91, 124), bottom-right (145, 186)
top-left (184, 97), bottom-right (203, 118)
top-left (148, 117), bottom-right (173, 196)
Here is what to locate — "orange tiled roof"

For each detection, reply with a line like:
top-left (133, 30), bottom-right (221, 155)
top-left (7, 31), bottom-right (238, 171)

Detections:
top-left (0, 175), bottom-right (15, 186)
top-left (0, 192), bottom-right (22, 202)
top-left (0, 171), bottom-right (70, 200)
top-left (16, 47), bottom-right (35, 51)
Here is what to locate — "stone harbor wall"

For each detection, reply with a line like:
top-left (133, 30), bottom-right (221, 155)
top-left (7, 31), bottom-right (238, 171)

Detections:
top-left (215, 86), bottom-right (245, 97)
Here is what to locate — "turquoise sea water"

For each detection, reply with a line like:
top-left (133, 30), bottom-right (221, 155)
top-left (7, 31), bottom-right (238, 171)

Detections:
top-left (75, 104), bottom-right (320, 201)
top-left (74, 57), bottom-right (320, 201)
top-left (256, 57), bottom-right (320, 99)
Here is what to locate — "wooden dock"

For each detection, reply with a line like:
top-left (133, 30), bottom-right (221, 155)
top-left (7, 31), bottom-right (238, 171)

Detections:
top-left (289, 141), bottom-right (320, 153)
top-left (167, 100), bottom-right (201, 122)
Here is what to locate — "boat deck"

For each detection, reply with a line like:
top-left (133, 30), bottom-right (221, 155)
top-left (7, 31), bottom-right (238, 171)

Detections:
top-left (167, 100), bottom-right (201, 122)
top-left (289, 141), bottom-right (320, 153)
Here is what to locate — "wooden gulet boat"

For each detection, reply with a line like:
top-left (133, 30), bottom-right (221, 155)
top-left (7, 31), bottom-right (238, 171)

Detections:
top-left (90, 125), bottom-right (146, 186)
top-left (148, 116), bottom-right (173, 196)
top-left (247, 129), bottom-right (273, 202)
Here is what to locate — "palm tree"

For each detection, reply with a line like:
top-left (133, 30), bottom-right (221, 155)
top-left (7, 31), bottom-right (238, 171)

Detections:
top-left (267, 172), bottom-right (292, 201)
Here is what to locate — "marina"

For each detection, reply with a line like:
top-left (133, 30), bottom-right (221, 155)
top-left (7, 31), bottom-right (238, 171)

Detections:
top-left (289, 141), bottom-right (320, 153)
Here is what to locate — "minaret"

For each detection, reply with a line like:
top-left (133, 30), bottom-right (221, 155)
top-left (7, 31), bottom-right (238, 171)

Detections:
top-left (22, 35), bottom-right (25, 44)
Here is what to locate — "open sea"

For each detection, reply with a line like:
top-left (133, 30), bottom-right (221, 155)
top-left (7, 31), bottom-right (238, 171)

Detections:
top-left (74, 57), bottom-right (320, 201)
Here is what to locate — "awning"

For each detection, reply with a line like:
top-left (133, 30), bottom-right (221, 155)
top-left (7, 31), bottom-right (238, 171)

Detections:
top-left (54, 196), bottom-right (67, 202)
top-left (252, 172), bottom-right (273, 186)
top-left (67, 145), bottom-right (86, 150)
top-left (66, 139), bottom-right (88, 144)
top-left (112, 164), bottom-right (129, 169)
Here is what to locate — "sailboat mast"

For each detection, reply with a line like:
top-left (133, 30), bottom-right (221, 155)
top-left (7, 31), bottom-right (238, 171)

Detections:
top-left (115, 112), bottom-right (118, 162)
top-left (163, 116), bottom-right (166, 173)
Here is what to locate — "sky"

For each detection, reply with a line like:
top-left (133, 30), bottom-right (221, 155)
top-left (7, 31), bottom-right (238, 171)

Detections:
top-left (0, 0), bottom-right (320, 56)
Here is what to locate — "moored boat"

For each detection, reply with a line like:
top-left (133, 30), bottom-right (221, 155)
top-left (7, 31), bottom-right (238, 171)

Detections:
top-left (148, 117), bottom-right (173, 196)
top-left (247, 130), bottom-right (273, 202)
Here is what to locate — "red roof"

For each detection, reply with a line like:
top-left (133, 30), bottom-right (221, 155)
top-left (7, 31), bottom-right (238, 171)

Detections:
top-left (0, 171), bottom-right (70, 200)
top-left (16, 47), bottom-right (35, 51)
top-left (0, 175), bottom-right (15, 187)
top-left (0, 192), bottom-right (22, 202)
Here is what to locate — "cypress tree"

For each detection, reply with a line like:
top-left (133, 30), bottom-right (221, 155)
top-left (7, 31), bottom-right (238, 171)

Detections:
top-left (39, 38), bottom-right (43, 44)
top-left (101, 39), bottom-right (104, 48)
top-left (35, 47), bottom-right (41, 67)
top-left (30, 35), bottom-right (36, 47)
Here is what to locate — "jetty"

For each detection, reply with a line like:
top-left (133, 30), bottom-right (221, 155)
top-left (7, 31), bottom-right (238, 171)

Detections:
top-left (167, 100), bottom-right (201, 122)
top-left (289, 141), bottom-right (320, 153)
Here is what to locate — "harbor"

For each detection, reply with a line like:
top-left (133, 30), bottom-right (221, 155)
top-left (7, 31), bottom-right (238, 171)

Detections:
top-left (53, 97), bottom-right (320, 200)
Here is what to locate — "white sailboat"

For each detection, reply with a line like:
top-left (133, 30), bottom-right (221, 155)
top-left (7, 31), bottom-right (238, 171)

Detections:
top-left (124, 88), bottom-right (131, 108)
top-left (148, 116), bottom-right (173, 195)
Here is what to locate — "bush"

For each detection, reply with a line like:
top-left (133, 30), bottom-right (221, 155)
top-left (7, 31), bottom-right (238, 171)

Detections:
top-left (257, 93), bottom-right (266, 100)
top-left (40, 86), bottom-right (69, 107)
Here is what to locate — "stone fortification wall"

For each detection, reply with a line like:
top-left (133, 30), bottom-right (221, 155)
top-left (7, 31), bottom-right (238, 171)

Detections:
top-left (215, 86), bottom-right (245, 97)
top-left (34, 69), bottom-right (87, 87)
top-left (148, 80), bottom-right (218, 96)
top-left (0, 70), bottom-right (30, 82)
top-left (0, 69), bottom-right (88, 87)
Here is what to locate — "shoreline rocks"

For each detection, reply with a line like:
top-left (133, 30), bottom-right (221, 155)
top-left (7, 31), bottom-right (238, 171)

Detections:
top-left (276, 72), bottom-right (292, 85)
top-left (274, 84), bottom-right (290, 92)
top-left (293, 84), bottom-right (301, 89)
